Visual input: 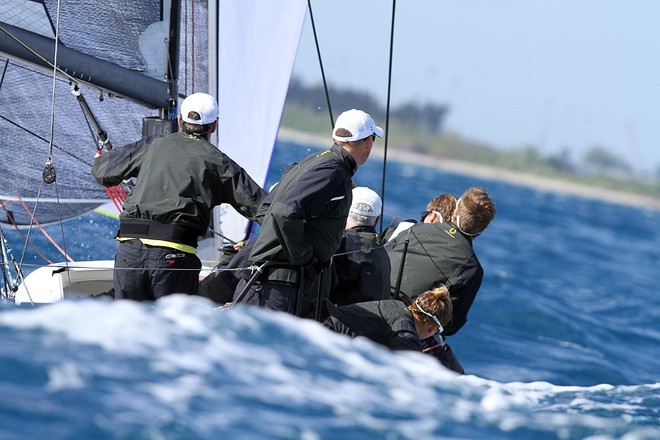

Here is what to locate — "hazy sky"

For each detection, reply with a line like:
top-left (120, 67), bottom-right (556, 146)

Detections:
top-left (291, 1), bottom-right (660, 173)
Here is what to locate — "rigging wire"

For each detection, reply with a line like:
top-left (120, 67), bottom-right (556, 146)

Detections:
top-left (0, 224), bottom-right (24, 300)
top-left (0, 202), bottom-right (53, 264)
top-left (307, 0), bottom-right (334, 127)
top-left (183, 0), bottom-right (189, 95)
top-left (190, 0), bottom-right (196, 93)
top-left (48, 0), bottom-right (74, 272)
top-left (14, 197), bottom-right (74, 264)
top-left (307, 0), bottom-right (397, 238)
top-left (379, 0), bottom-right (396, 237)
top-left (46, 0), bottom-right (62, 167)
top-left (14, 0), bottom-right (77, 288)
top-left (0, 114), bottom-right (91, 166)
top-left (180, 0), bottom-right (195, 96)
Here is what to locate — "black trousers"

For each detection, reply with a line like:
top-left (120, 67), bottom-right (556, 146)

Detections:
top-left (233, 276), bottom-right (323, 318)
top-left (114, 239), bottom-right (201, 301)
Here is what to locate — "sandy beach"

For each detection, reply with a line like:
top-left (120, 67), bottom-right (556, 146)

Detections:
top-left (277, 127), bottom-right (660, 211)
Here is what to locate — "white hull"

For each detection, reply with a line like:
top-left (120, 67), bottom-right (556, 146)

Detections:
top-left (14, 261), bottom-right (212, 305)
top-left (14, 261), bottom-right (115, 305)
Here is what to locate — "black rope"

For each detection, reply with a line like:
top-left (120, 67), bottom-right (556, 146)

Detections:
top-left (307, 0), bottom-right (334, 128)
top-left (380, 0), bottom-right (396, 237)
top-left (207, 226), bottom-right (238, 246)
top-left (0, 114), bottom-right (93, 166)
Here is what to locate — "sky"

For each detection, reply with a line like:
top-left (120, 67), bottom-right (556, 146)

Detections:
top-left (291, 0), bottom-right (660, 174)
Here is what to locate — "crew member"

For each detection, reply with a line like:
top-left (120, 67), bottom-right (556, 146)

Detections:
top-left (233, 109), bottom-right (383, 317)
top-left (92, 93), bottom-right (266, 301)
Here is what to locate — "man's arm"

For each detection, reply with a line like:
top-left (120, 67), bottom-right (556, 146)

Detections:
top-left (218, 156), bottom-right (267, 221)
top-left (91, 138), bottom-right (149, 187)
top-left (444, 264), bottom-right (483, 336)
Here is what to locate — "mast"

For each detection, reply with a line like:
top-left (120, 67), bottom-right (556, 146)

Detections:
top-left (166, 0), bottom-right (181, 116)
top-left (141, 0), bottom-right (180, 137)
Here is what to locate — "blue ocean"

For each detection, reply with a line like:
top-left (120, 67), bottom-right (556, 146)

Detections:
top-left (1, 140), bottom-right (658, 439)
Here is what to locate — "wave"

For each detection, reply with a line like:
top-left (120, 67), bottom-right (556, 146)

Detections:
top-left (0, 296), bottom-right (657, 440)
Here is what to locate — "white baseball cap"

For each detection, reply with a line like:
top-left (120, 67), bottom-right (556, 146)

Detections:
top-left (350, 187), bottom-right (382, 217)
top-left (180, 93), bottom-right (219, 125)
top-left (332, 109), bottom-right (384, 142)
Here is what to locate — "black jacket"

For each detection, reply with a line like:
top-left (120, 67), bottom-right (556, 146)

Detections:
top-left (387, 222), bottom-right (482, 336)
top-left (92, 132), bottom-right (265, 239)
top-left (330, 226), bottom-right (391, 306)
top-left (325, 299), bottom-right (422, 351)
top-left (248, 144), bottom-right (357, 282)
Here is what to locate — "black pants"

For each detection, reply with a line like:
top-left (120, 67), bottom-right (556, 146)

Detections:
top-left (114, 239), bottom-right (201, 301)
top-left (199, 241), bottom-right (254, 304)
top-left (233, 275), bottom-right (323, 318)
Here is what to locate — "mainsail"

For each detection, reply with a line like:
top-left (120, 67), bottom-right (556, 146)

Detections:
top-left (0, 0), bottom-right (306, 265)
top-left (0, 0), bottom-right (175, 226)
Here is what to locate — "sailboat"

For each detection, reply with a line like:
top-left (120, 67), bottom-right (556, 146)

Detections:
top-left (0, 0), bottom-right (307, 304)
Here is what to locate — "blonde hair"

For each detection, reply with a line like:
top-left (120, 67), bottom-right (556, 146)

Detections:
top-left (407, 285), bottom-right (453, 326)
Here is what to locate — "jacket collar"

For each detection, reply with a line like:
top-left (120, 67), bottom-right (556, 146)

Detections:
top-left (331, 144), bottom-right (358, 175)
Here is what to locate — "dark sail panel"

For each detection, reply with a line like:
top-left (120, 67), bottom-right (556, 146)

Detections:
top-left (0, 0), bottom-right (211, 227)
top-left (0, 0), bottom-right (171, 226)
top-left (0, 60), bottom-right (154, 225)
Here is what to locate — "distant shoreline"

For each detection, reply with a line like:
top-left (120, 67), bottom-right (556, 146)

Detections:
top-left (277, 127), bottom-right (660, 211)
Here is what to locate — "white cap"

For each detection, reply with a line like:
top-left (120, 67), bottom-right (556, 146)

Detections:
top-left (350, 187), bottom-right (382, 217)
top-left (332, 109), bottom-right (384, 141)
top-left (180, 93), bottom-right (219, 125)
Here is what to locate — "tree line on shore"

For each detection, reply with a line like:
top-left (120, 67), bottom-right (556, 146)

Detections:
top-left (282, 77), bottom-right (660, 197)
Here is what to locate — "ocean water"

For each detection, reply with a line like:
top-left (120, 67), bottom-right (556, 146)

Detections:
top-left (0, 140), bottom-right (658, 439)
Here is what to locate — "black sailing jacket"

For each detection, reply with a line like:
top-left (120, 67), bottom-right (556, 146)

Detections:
top-left (91, 131), bottom-right (265, 238)
top-left (325, 299), bottom-right (422, 351)
top-left (248, 144), bottom-right (357, 282)
top-left (330, 226), bottom-right (391, 306)
top-left (387, 221), bottom-right (483, 336)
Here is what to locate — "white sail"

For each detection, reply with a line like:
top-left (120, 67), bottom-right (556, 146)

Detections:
top-left (207, 0), bottom-right (307, 251)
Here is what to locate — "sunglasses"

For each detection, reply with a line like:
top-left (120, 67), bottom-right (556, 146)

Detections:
top-left (415, 299), bottom-right (444, 335)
